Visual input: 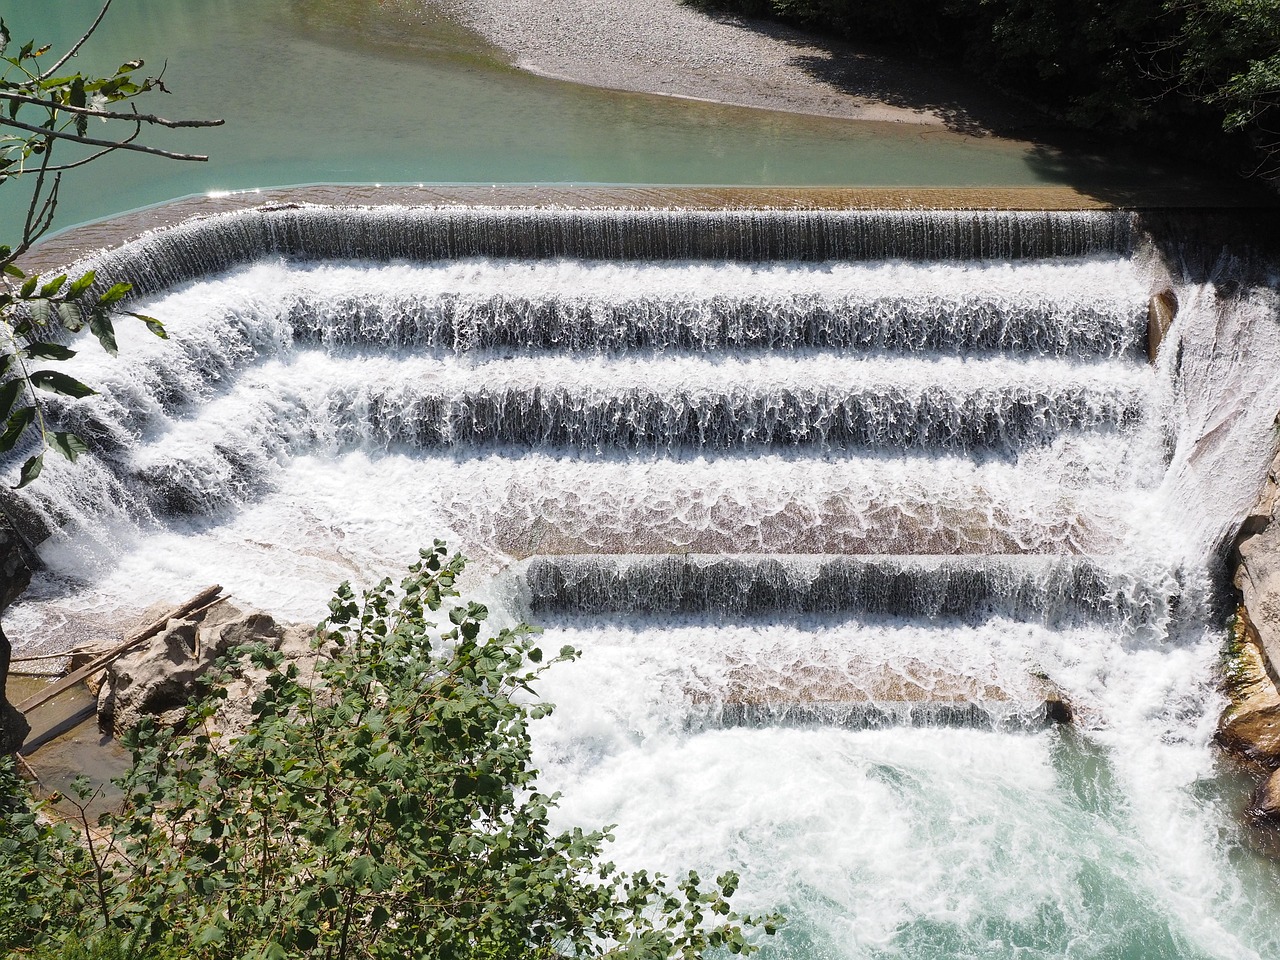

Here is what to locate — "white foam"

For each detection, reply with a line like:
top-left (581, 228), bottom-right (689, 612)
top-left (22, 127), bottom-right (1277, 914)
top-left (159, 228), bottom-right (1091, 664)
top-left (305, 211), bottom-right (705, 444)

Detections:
top-left (6, 250), bottom-right (1280, 958)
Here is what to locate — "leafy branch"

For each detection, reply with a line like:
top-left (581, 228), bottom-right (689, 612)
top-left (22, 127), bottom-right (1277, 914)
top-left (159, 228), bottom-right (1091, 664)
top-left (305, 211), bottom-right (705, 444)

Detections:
top-left (1, 546), bottom-right (784, 958)
top-left (0, 262), bottom-right (164, 486)
top-left (0, 1), bottom-right (220, 488)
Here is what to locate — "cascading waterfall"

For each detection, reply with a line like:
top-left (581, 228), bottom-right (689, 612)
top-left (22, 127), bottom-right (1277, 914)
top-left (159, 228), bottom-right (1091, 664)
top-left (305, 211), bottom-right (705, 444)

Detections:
top-left (8, 206), bottom-right (1280, 959)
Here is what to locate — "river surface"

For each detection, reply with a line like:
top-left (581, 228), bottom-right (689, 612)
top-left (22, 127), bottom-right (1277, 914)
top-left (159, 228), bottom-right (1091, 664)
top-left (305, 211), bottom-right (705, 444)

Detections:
top-left (6, 0), bottom-right (1177, 235)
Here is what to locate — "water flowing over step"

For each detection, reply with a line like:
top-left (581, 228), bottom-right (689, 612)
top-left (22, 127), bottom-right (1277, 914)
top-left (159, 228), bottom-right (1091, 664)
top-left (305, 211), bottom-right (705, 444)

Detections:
top-left (77, 208), bottom-right (1137, 301)
top-left (12, 205), bottom-right (1280, 960)
top-left (422, 451), bottom-right (1143, 558)
top-left (518, 554), bottom-right (1176, 626)
top-left (75, 352), bottom-right (1154, 466)
top-left (531, 615), bottom-right (1081, 734)
top-left (269, 258), bottom-right (1148, 358)
top-left (48, 447), bottom-right (1145, 556)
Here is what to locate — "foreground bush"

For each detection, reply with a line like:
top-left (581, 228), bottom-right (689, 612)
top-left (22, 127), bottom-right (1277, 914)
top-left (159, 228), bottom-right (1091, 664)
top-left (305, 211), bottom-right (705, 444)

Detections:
top-left (1, 544), bottom-right (779, 959)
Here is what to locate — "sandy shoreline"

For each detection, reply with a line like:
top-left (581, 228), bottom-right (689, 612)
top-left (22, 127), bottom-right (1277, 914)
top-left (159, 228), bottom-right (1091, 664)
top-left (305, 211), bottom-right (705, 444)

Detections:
top-left (437, 0), bottom-right (1041, 133)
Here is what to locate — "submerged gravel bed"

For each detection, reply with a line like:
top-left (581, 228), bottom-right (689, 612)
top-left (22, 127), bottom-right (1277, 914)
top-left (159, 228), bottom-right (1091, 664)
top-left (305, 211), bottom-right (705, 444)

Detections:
top-left (438, 0), bottom-right (1036, 130)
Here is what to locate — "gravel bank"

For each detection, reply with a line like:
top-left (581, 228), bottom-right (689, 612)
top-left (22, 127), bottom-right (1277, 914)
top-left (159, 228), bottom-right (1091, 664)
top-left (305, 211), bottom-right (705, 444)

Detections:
top-left (440, 0), bottom-right (1037, 131)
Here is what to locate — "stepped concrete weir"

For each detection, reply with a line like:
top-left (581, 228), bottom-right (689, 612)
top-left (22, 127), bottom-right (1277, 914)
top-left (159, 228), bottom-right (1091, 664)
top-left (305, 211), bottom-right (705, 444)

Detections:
top-left (7, 196), bottom-right (1280, 957)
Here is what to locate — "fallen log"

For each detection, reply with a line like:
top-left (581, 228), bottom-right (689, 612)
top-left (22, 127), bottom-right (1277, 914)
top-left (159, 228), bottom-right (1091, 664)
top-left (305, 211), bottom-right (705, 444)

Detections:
top-left (15, 585), bottom-right (224, 717)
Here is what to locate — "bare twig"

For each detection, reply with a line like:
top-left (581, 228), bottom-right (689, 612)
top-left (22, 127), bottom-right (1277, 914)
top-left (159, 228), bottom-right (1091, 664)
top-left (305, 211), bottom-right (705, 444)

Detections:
top-left (0, 92), bottom-right (224, 129)
top-left (14, 753), bottom-right (43, 787)
top-left (0, 115), bottom-right (210, 161)
top-left (39, 142), bottom-right (123, 173)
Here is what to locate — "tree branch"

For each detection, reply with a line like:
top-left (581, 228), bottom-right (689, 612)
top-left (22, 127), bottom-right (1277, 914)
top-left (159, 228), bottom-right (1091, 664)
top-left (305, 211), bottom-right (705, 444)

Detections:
top-left (39, 143), bottom-right (121, 173)
top-left (21, 139), bottom-right (56, 252)
top-left (0, 92), bottom-right (224, 129)
top-left (0, 116), bottom-right (209, 161)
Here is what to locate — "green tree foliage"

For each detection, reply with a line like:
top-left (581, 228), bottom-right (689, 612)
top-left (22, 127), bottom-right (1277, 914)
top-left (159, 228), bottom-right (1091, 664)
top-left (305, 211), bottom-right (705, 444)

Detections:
top-left (0, 1), bottom-right (219, 486)
top-left (1172, 0), bottom-right (1280, 176)
top-left (685, 0), bottom-right (1280, 182)
top-left (0, 544), bottom-right (781, 960)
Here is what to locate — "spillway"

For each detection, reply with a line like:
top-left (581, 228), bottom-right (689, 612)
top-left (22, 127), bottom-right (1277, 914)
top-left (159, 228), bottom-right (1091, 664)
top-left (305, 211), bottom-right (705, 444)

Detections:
top-left (7, 205), bottom-right (1280, 959)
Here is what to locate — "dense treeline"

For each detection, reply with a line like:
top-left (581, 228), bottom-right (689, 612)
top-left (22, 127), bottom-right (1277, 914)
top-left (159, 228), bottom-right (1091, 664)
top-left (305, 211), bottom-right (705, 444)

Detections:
top-left (687, 0), bottom-right (1280, 183)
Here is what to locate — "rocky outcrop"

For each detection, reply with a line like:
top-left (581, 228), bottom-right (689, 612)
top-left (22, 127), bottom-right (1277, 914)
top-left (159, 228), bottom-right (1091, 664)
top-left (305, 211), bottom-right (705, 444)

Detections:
top-left (0, 514), bottom-right (34, 755)
top-left (1250, 769), bottom-right (1280, 823)
top-left (1147, 289), bottom-right (1177, 363)
top-left (1225, 446), bottom-right (1280, 824)
top-left (1218, 607), bottom-right (1280, 766)
top-left (98, 599), bottom-right (317, 738)
top-left (1234, 446), bottom-right (1280, 674)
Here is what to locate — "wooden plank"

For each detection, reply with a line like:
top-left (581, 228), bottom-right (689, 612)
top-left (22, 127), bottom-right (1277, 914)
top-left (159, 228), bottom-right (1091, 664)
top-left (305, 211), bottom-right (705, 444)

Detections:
top-left (21, 702), bottom-right (98, 756)
top-left (10, 646), bottom-right (113, 664)
top-left (15, 585), bottom-right (224, 716)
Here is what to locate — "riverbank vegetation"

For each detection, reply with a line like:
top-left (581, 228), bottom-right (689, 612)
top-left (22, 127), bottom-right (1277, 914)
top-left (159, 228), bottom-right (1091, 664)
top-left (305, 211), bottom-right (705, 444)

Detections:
top-left (1, 545), bottom-right (777, 959)
top-left (687, 0), bottom-right (1280, 183)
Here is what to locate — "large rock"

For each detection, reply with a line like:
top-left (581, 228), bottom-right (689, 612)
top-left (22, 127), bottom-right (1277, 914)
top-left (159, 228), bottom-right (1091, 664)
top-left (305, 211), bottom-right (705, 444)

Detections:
top-left (0, 515), bottom-right (33, 755)
top-left (1147, 289), bottom-right (1177, 363)
top-left (1234, 447), bottom-right (1280, 674)
top-left (98, 600), bottom-right (316, 737)
top-left (1235, 528), bottom-right (1280, 677)
top-left (1249, 768), bottom-right (1280, 824)
top-left (1218, 607), bottom-right (1280, 764)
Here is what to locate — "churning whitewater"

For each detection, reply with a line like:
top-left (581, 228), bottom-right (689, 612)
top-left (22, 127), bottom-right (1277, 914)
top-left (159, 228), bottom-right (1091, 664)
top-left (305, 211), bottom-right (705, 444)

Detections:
top-left (8, 208), bottom-right (1280, 958)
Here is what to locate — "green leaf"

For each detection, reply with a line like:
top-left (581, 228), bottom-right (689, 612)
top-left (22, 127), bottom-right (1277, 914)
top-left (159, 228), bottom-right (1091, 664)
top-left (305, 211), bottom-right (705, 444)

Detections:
top-left (66, 270), bottom-right (95, 299)
top-left (19, 275), bottom-right (36, 297)
top-left (3, 263), bottom-right (23, 279)
top-left (96, 282), bottom-right (132, 307)
top-left (15, 453), bottom-right (42, 488)
top-left (127, 312), bottom-right (167, 339)
top-left (38, 274), bottom-right (66, 298)
top-left (30, 369), bottom-right (96, 398)
top-left (195, 924), bottom-right (225, 946)
top-left (89, 310), bottom-right (117, 355)
top-left (22, 342), bottom-right (75, 361)
top-left (0, 377), bottom-right (23, 422)
top-left (0, 405), bottom-right (35, 453)
top-left (55, 301), bottom-right (83, 332)
top-left (50, 432), bottom-right (87, 462)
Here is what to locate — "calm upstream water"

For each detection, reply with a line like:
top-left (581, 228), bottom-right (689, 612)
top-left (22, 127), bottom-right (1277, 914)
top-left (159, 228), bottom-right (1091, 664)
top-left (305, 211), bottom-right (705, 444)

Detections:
top-left (7, 0), bottom-right (1164, 234)
top-left (6, 207), bottom-right (1280, 958)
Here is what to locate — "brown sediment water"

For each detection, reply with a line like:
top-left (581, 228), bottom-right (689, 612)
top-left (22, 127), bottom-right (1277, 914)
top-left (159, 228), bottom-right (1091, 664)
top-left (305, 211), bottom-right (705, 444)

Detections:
top-left (7, 676), bottom-right (131, 819)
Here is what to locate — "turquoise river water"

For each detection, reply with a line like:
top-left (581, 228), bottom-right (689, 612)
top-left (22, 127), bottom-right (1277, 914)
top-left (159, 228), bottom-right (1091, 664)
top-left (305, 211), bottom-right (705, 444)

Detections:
top-left (7, 0), bottom-right (1175, 234)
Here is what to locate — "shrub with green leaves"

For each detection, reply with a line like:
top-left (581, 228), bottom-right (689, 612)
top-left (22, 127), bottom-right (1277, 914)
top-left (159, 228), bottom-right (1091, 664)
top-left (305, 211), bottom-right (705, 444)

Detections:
top-left (1, 544), bottom-right (780, 959)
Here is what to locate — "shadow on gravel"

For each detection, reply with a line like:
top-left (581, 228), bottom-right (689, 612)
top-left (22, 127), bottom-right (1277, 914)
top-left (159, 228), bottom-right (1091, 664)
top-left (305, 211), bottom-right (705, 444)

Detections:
top-left (703, 10), bottom-right (1274, 207)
